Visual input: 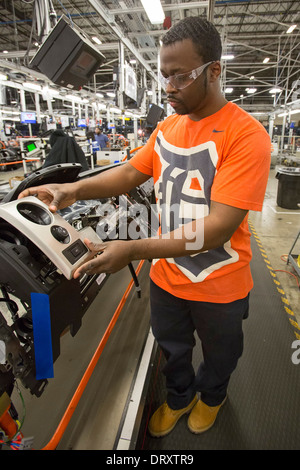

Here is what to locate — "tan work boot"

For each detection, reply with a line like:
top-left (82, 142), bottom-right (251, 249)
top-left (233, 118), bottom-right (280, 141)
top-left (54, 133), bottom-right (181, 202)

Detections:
top-left (187, 397), bottom-right (227, 434)
top-left (148, 395), bottom-right (198, 437)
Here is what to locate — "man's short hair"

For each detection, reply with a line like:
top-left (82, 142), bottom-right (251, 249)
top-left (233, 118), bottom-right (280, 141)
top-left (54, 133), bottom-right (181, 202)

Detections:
top-left (161, 17), bottom-right (222, 63)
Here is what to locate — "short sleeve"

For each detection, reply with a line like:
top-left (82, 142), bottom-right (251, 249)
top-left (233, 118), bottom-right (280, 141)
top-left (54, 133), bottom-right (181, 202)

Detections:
top-left (211, 128), bottom-right (271, 211)
top-left (129, 126), bottom-right (161, 176)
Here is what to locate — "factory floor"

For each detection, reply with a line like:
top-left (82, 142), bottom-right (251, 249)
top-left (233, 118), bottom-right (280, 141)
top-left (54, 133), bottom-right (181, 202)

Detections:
top-left (0, 163), bottom-right (299, 450)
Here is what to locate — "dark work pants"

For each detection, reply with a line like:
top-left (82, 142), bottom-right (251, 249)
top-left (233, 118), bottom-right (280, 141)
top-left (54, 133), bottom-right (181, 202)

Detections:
top-left (150, 280), bottom-right (249, 409)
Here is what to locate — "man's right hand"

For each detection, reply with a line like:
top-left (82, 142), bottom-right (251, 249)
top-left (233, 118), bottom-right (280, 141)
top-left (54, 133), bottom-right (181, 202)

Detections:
top-left (17, 182), bottom-right (77, 213)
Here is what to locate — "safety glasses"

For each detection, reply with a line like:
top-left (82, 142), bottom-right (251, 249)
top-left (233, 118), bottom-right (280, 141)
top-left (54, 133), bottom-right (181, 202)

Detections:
top-left (159, 61), bottom-right (214, 90)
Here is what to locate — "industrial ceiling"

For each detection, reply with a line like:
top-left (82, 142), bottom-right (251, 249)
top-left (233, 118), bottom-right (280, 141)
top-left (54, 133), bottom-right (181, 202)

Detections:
top-left (0, 0), bottom-right (299, 118)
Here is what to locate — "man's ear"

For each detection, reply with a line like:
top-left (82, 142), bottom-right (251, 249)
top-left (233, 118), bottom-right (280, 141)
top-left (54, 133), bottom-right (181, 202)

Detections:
top-left (209, 61), bottom-right (222, 82)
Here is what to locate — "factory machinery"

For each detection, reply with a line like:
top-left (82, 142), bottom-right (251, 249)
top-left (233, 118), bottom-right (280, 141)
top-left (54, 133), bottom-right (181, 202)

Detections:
top-left (0, 162), bottom-right (156, 450)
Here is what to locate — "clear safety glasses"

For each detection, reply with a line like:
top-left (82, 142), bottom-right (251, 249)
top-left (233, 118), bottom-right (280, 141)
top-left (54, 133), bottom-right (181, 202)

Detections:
top-left (159, 61), bottom-right (213, 90)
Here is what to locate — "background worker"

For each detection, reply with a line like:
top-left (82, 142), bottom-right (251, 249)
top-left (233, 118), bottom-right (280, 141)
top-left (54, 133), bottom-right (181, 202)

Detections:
top-left (94, 127), bottom-right (110, 150)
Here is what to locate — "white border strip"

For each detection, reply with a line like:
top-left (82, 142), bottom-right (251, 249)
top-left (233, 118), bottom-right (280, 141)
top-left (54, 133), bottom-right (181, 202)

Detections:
top-left (116, 328), bottom-right (155, 450)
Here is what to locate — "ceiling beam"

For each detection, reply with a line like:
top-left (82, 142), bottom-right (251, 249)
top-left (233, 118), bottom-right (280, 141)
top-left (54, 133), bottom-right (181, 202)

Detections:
top-left (86, 0), bottom-right (158, 82)
top-left (109, 2), bottom-right (209, 15)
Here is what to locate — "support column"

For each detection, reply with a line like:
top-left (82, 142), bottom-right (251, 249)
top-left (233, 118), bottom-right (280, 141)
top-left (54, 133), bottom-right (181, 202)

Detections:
top-left (35, 93), bottom-right (41, 123)
top-left (20, 89), bottom-right (26, 111)
top-left (118, 41), bottom-right (125, 110)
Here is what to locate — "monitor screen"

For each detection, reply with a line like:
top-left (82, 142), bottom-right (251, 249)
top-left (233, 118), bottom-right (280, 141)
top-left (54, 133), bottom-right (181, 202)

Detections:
top-left (21, 112), bottom-right (36, 124)
top-left (26, 142), bottom-right (37, 152)
top-left (77, 118), bottom-right (87, 128)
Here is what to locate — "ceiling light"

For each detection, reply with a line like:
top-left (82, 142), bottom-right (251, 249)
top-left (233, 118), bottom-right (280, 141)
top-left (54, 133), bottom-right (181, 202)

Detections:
top-left (23, 82), bottom-right (42, 91)
top-left (107, 92), bottom-right (115, 98)
top-left (1, 110), bottom-right (20, 115)
top-left (110, 107), bottom-right (121, 113)
top-left (246, 88), bottom-right (257, 94)
top-left (66, 94), bottom-right (83, 102)
top-left (221, 54), bottom-right (234, 60)
top-left (3, 50), bottom-right (8, 54)
top-left (96, 93), bottom-right (104, 98)
top-left (278, 109), bottom-right (300, 117)
top-left (225, 88), bottom-right (233, 93)
top-left (0, 73), bottom-right (8, 81)
top-left (92, 36), bottom-right (102, 45)
top-left (141, 0), bottom-right (165, 25)
top-left (286, 24), bottom-right (297, 34)
top-left (263, 58), bottom-right (270, 64)
top-left (269, 88), bottom-right (281, 94)
top-left (250, 76), bottom-right (255, 80)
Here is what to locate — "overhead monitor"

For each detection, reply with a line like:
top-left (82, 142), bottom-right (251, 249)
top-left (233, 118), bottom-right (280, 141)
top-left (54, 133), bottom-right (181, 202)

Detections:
top-left (77, 118), bottom-right (87, 128)
top-left (30, 15), bottom-right (105, 90)
top-left (146, 104), bottom-right (164, 128)
top-left (21, 111), bottom-right (37, 124)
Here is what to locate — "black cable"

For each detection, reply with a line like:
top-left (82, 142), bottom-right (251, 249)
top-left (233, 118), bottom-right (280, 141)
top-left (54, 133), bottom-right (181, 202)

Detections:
top-left (128, 262), bottom-right (141, 298)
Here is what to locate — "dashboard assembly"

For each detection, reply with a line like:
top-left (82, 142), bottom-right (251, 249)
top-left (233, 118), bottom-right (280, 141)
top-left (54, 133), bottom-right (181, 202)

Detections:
top-left (0, 162), bottom-right (155, 445)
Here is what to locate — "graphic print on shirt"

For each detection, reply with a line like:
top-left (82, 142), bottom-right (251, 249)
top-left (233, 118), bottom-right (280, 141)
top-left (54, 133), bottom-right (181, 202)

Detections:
top-left (153, 130), bottom-right (239, 283)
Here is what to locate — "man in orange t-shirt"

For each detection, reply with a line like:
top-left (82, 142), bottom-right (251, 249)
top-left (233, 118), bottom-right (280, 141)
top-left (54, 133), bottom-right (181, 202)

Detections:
top-left (18, 17), bottom-right (270, 438)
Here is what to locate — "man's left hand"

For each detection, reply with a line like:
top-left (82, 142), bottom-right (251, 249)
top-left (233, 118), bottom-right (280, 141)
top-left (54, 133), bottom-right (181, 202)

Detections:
top-left (73, 239), bottom-right (133, 278)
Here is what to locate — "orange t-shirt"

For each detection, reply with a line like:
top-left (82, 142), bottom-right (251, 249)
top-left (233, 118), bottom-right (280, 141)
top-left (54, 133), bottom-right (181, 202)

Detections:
top-left (129, 102), bottom-right (271, 303)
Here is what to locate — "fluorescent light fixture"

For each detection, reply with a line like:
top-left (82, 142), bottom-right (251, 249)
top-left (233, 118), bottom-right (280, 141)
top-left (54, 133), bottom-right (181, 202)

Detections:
top-left (23, 82), bottom-right (42, 91)
top-left (66, 94), bottom-right (79, 101)
top-left (107, 92), bottom-right (115, 98)
top-left (66, 94), bottom-right (87, 103)
top-left (225, 88), bottom-right (233, 93)
top-left (1, 110), bottom-right (20, 115)
top-left (286, 24), bottom-right (297, 34)
top-left (42, 86), bottom-right (60, 96)
top-left (110, 107), bottom-right (121, 113)
top-left (92, 36), bottom-right (102, 45)
top-left (3, 50), bottom-right (8, 54)
top-left (278, 109), bottom-right (300, 117)
top-left (2, 116), bottom-right (20, 121)
top-left (96, 93), bottom-right (104, 98)
top-left (130, 59), bottom-right (137, 64)
top-left (263, 57), bottom-right (270, 64)
top-left (269, 88), bottom-right (281, 94)
top-left (0, 73), bottom-right (8, 81)
top-left (221, 54), bottom-right (234, 60)
top-left (141, 0), bottom-right (165, 25)
top-left (246, 88), bottom-right (257, 94)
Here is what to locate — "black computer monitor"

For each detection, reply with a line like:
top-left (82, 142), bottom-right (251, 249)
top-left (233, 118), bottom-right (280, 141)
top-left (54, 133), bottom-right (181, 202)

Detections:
top-left (30, 15), bottom-right (105, 90)
top-left (146, 104), bottom-right (164, 128)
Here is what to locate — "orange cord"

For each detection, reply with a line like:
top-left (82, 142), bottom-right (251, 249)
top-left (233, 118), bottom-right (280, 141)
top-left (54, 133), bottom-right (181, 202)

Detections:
top-left (42, 260), bottom-right (144, 450)
top-left (0, 159), bottom-right (39, 166)
top-left (121, 146), bottom-right (144, 161)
